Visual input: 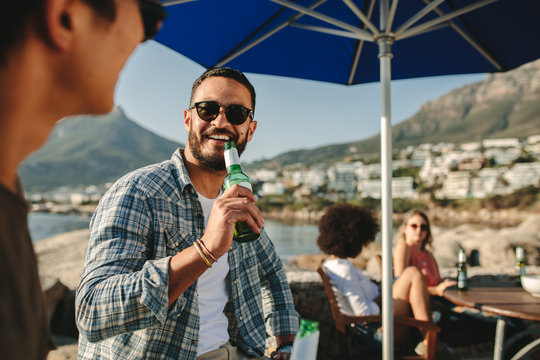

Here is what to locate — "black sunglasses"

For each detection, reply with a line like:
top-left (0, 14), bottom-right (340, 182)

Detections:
top-left (189, 101), bottom-right (254, 125)
top-left (138, 0), bottom-right (167, 42)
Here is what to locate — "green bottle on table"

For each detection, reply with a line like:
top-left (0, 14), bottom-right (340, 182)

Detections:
top-left (515, 246), bottom-right (526, 286)
top-left (457, 248), bottom-right (468, 291)
top-left (223, 141), bottom-right (259, 243)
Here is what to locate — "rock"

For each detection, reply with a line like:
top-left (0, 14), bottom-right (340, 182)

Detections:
top-left (516, 214), bottom-right (540, 234)
top-left (50, 290), bottom-right (78, 338)
top-left (41, 276), bottom-right (70, 325)
top-left (47, 343), bottom-right (78, 360)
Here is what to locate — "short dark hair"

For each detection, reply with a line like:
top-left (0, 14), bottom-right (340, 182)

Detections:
top-left (1, 0), bottom-right (115, 65)
top-left (317, 204), bottom-right (379, 259)
top-left (190, 67), bottom-right (256, 112)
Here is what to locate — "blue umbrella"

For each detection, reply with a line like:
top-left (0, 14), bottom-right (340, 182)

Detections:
top-left (155, 1), bottom-right (540, 358)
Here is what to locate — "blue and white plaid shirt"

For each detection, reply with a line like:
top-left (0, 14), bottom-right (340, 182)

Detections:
top-left (76, 150), bottom-right (300, 359)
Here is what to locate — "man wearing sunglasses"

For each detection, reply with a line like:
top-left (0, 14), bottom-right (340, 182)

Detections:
top-left (0, 1), bottom-right (165, 359)
top-left (76, 67), bottom-right (300, 360)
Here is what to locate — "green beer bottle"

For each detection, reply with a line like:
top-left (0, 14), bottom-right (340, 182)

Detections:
top-left (223, 141), bottom-right (259, 243)
top-left (291, 319), bottom-right (319, 360)
top-left (457, 248), bottom-right (468, 291)
top-left (515, 246), bottom-right (526, 286)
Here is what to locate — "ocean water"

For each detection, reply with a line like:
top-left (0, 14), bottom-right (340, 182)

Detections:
top-left (28, 213), bottom-right (321, 258)
top-left (29, 212), bottom-right (91, 242)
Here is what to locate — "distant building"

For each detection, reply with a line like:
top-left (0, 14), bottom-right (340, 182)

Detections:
top-left (253, 169), bottom-right (278, 182)
top-left (327, 162), bottom-right (357, 197)
top-left (291, 168), bottom-right (326, 190)
top-left (460, 142), bottom-right (482, 152)
top-left (527, 134), bottom-right (540, 145)
top-left (432, 142), bottom-right (455, 154)
top-left (484, 147), bottom-right (521, 165)
top-left (260, 182), bottom-right (286, 196)
top-left (470, 168), bottom-right (508, 198)
top-left (458, 156), bottom-right (485, 171)
top-left (504, 162), bottom-right (540, 190)
top-left (357, 179), bottom-right (381, 198)
top-left (355, 163), bottom-right (381, 179)
top-left (438, 171), bottom-right (471, 199)
top-left (357, 177), bottom-right (417, 199)
top-left (392, 177), bottom-right (418, 199)
top-left (410, 149), bottom-right (431, 167)
top-left (483, 138), bottom-right (520, 148)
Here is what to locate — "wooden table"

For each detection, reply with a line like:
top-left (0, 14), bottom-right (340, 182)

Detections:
top-left (444, 284), bottom-right (540, 360)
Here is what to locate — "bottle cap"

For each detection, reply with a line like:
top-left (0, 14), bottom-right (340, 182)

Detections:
top-left (516, 246), bottom-right (525, 259)
top-left (297, 319), bottom-right (319, 339)
top-left (458, 249), bottom-right (466, 263)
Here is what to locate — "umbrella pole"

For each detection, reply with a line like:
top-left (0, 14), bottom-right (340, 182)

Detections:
top-left (378, 14), bottom-right (394, 360)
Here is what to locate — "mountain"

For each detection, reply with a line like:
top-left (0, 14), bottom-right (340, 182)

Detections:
top-left (249, 59), bottom-right (540, 169)
top-left (19, 107), bottom-right (183, 192)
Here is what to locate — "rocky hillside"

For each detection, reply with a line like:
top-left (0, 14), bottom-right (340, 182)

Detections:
top-left (19, 107), bottom-right (183, 192)
top-left (250, 59), bottom-right (540, 168)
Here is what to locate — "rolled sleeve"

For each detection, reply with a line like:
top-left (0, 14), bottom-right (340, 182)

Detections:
top-left (256, 233), bottom-right (300, 336)
top-left (76, 182), bottom-right (174, 342)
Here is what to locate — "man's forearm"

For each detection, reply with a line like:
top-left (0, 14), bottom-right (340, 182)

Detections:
top-left (168, 245), bottom-right (214, 306)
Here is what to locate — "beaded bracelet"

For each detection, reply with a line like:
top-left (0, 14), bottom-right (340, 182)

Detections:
top-left (197, 239), bottom-right (218, 263)
top-left (193, 241), bottom-right (212, 267)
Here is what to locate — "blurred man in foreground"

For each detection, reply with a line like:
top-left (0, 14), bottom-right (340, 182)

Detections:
top-left (0, 1), bottom-right (165, 358)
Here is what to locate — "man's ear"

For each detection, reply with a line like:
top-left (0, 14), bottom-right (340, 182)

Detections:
top-left (184, 108), bottom-right (192, 131)
top-left (246, 120), bottom-right (257, 143)
top-left (42, 0), bottom-right (77, 51)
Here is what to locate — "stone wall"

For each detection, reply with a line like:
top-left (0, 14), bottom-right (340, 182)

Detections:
top-left (286, 269), bottom-right (341, 360)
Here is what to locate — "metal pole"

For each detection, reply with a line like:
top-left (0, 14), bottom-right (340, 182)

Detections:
top-left (494, 317), bottom-right (507, 360)
top-left (379, 2), bottom-right (394, 360)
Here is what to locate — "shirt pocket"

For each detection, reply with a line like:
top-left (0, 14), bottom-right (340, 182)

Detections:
top-left (164, 226), bottom-right (196, 255)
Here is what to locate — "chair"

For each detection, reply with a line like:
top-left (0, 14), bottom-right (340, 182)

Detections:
top-left (317, 264), bottom-right (440, 360)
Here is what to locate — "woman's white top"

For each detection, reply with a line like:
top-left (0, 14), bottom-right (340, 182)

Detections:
top-left (322, 258), bottom-right (380, 316)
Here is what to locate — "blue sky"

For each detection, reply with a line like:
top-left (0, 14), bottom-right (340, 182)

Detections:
top-left (115, 41), bottom-right (486, 163)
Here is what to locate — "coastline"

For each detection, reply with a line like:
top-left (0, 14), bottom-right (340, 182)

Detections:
top-left (263, 206), bottom-right (534, 228)
top-left (34, 201), bottom-right (536, 229)
top-left (34, 209), bottom-right (540, 360)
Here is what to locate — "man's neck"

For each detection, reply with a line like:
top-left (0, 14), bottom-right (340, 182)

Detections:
top-left (0, 47), bottom-right (66, 195)
top-left (182, 149), bottom-right (226, 199)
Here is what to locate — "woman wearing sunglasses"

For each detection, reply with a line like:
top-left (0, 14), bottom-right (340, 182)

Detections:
top-left (394, 210), bottom-right (456, 297)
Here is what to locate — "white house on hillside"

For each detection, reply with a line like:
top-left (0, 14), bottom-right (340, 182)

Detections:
top-left (357, 177), bottom-right (417, 199)
top-left (504, 162), bottom-right (540, 191)
top-left (483, 138), bottom-right (520, 148)
top-left (438, 171), bottom-right (471, 199)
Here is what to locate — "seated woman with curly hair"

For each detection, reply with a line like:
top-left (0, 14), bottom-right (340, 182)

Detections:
top-left (317, 204), bottom-right (433, 346)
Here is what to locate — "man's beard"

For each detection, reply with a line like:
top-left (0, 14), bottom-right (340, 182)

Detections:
top-left (188, 126), bottom-right (248, 171)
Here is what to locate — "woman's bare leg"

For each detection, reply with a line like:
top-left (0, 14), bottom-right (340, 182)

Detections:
top-left (392, 266), bottom-right (432, 343)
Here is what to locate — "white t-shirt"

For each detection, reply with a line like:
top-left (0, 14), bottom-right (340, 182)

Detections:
top-left (196, 191), bottom-right (230, 356)
top-left (322, 258), bottom-right (380, 316)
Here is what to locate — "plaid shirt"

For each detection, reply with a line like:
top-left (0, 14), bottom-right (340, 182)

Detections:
top-left (76, 150), bottom-right (299, 359)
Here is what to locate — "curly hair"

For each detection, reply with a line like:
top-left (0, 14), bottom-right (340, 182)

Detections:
top-left (401, 209), bottom-right (433, 251)
top-left (316, 204), bottom-right (379, 259)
